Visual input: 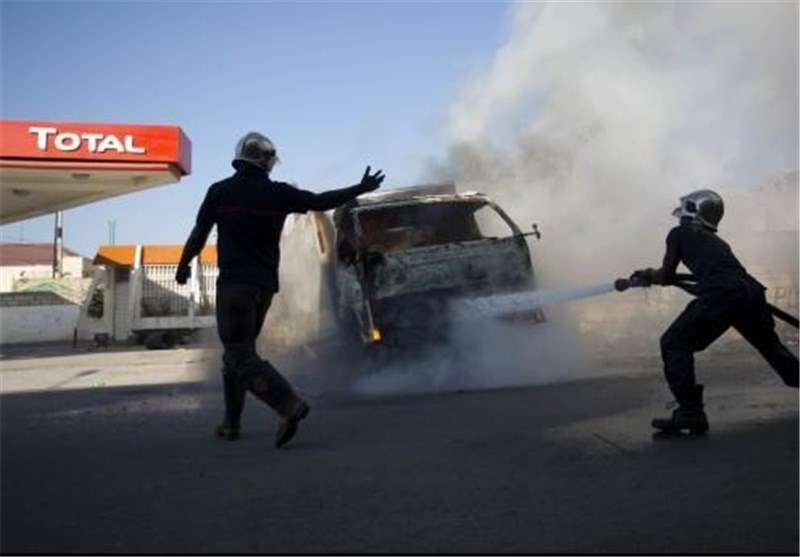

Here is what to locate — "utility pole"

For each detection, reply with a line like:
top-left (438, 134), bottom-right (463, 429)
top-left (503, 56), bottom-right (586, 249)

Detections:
top-left (53, 210), bottom-right (64, 279)
top-left (107, 219), bottom-right (116, 245)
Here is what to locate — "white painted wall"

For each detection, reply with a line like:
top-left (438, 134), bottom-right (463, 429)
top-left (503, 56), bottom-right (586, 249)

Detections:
top-left (0, 264), bottom-right (51, 292)
top-left (0, 305), bottom-right (80, 344)
top-left (0, 257), bottom-right (92, 292)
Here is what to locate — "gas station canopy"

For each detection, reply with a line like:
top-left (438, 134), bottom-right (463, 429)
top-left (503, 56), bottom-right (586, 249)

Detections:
top-left (0, 119), bottom-right (192, 225)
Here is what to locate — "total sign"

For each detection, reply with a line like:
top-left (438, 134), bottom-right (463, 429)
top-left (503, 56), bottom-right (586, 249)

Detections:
top-left (30, 126), bottom-right (147, 154)
top-left (0, 119), bottom-right (191, 174)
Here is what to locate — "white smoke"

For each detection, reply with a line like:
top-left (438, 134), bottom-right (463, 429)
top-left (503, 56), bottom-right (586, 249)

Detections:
top-left (445, 1), bottom-right (798, 285)
top-left (350, 294), bottom-right (640, 399)
top-left (354, 1), bottom-right (800, 397)
top-left (274, 3), bottom-right (799, 399)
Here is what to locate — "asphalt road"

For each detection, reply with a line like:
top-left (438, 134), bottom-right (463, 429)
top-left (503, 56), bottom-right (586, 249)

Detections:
top-left (1, 339), bottom-right (797, 555)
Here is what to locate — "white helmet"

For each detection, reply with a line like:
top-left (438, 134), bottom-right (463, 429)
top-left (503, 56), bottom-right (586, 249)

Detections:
top-left (672, 189), bottom-right (724, 231)
top-left (233, 132), bottom-right (279, 172)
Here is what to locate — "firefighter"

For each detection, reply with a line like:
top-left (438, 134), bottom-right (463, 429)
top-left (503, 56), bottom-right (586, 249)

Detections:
top-left (629, 189), bottom-right (798, 434)
top-left (176, 131), bottom-right (384, 448)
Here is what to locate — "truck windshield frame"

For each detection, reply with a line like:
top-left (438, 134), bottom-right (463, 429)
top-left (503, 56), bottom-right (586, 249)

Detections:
top-left (349, 198), bottom-right (522, 253)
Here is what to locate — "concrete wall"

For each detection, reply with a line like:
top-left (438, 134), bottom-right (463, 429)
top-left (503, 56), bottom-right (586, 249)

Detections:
top-left (0, 291), bottom-right (79, 344)
top-left (0, 264), bottom-right (51, 292)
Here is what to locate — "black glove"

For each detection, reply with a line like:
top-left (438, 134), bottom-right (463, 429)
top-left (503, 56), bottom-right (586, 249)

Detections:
top-left (176, 265), bottom-right (191, 285)
top-left (629, 268), bottom-right (655, 287)
top-left (359, 165), bottom-right (385, 192)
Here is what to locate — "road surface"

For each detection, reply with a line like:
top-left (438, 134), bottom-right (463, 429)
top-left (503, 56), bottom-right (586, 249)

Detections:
top-left (1, 333), bottom-right (797, 554)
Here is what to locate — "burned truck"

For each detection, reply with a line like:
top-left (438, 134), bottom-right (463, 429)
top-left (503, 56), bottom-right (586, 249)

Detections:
top-left (327, 184), bottom-right (544, 350)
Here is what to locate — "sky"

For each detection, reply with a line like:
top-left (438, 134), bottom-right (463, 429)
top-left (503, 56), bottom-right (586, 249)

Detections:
top-left (1, 0), bottom-right (798, 267)
top-left (0, 0), bottom-right (510, 256)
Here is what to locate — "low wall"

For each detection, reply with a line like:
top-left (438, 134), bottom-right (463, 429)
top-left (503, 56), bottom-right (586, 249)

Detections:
top-left (0, 292), bottom-right (79, 344)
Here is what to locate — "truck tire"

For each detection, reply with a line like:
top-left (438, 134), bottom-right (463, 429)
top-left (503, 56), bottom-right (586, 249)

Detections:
top-left (144, 331), bottom-right (177, 350)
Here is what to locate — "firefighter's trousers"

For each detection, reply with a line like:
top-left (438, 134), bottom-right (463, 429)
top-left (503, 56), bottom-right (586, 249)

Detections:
top-left (660, 276), bottom-right (798, 404)
top-left (216, 283), bottom-right (302, 427)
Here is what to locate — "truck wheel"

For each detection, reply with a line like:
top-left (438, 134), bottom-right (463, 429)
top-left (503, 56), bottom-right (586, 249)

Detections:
top-left (144, 331), bottom-right (177, 350)
top-left (162, 331), bottom-right (177, 349)
top-left (144, 332), bottom-right (164, 350)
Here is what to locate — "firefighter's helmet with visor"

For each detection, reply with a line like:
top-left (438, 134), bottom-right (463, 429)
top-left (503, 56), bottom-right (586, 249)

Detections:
top-left (233, 132), bottom-right (279, 172)
top-left (672, 189), bottom-right (724, 231)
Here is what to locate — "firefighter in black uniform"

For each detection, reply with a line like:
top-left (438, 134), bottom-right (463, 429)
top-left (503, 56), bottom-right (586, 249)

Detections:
top-left (176, 132), bottom-right (384, 448)
top-left (628, 189), bottom-right (798, 434)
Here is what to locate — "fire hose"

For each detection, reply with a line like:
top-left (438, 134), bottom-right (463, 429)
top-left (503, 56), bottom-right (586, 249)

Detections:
top-left (614, 272), bottom-right (799, 329)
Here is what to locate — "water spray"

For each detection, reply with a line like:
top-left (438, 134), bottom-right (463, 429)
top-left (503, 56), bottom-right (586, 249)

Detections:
top-left (451, 281), bottom-right (617, 321)
top-left (453, 273), bottom-right (798, 329)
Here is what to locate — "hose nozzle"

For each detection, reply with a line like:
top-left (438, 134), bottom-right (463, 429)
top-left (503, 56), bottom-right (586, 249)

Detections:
top-left (614, 278), bottom-right (631, 292)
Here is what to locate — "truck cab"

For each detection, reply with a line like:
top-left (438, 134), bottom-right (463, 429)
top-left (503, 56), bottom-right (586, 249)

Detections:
top-left (329, 183), bottom-right (543, 347)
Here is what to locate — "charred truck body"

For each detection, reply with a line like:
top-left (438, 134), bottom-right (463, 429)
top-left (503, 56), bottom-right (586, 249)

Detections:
top-left (327, 184), bottom-right (543, 349)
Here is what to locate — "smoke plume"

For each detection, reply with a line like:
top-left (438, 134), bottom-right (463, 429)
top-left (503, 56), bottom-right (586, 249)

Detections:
top-left (270, 2), bottom-right (799, 399)
top-left (444, 1), bottom-right (798, 284)
top-left (362, 1), bottom-right (800, 397)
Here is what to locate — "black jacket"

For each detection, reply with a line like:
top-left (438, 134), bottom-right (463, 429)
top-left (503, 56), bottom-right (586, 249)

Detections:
top-left (660, 223), bottom-right (763, 293)
top-left (179, 162), bottom-right (370, 291)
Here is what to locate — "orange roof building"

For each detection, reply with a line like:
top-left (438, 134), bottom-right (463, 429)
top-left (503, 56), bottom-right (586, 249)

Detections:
top-left (93, 244), bottom-right (217, 267)
top-left (87, 244), bottom-right (218, 343)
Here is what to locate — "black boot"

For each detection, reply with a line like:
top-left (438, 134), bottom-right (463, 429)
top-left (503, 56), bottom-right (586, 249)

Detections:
top-left (247, 368), bottom-right (310, 448)
top-left (217, 367), bottom-right (246, 441)
top-left (652, 385), bottom-right (709, 435)
top-left (275, 400), bottom-right (310, 449)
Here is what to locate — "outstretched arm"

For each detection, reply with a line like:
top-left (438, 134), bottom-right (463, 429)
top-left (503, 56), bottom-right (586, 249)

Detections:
top-left (294, 166), bottom-right (385, 212)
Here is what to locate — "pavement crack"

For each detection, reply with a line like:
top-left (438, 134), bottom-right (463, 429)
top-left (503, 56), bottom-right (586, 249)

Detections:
top-left (592, 432), bottom-right (634, 456)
